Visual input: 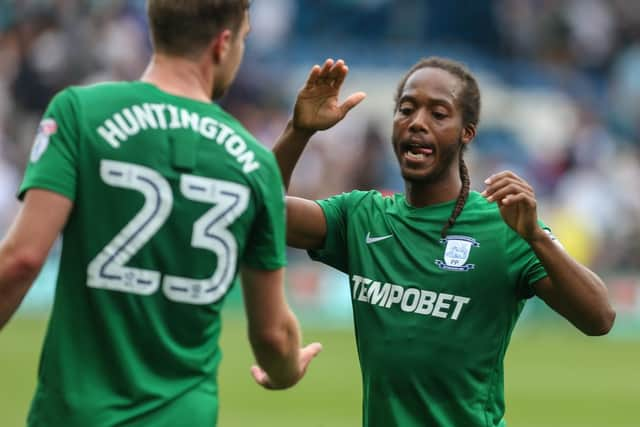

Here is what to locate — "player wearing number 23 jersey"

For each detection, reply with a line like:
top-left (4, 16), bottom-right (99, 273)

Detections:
top-left (19, 81), bottom-right (286, 426)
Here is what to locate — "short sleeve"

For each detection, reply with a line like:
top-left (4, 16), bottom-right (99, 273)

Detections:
top-left (308, 192), bottom-right (351, 273)
top-left (18, 88), bottom-right (80, 201)
top-left (242, 157), bottom-right (287, 270)
top-left (510, 220), bottom-right (552, 299)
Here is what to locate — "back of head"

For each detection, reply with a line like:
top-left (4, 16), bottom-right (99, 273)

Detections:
top-left (147, 0), bottom-right (250, 58)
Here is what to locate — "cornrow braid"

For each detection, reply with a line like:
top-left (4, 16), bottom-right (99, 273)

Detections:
top-left (440, 157), bottom-right (470, 238)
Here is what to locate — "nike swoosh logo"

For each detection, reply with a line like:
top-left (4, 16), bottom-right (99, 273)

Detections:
top-left (365, 232), bottom-right (393, 244)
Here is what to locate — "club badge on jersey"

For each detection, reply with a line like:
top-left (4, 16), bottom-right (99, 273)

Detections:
top-left (435, 235), bottom-right (480, 271)
top-left (30, 118), bottom-right (57, 163)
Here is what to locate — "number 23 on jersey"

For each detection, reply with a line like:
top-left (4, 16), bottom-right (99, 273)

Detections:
top-left (87, 160), bottom-right (249, 305)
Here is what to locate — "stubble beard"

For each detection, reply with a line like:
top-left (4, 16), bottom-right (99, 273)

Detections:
top-left (396, 137), bottom-right (463, 185)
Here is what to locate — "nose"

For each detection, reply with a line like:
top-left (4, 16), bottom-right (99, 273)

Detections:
top-left (408, 108), bottom-right (428, 133)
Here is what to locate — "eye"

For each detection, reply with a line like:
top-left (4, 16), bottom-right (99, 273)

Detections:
top-left (398, 105), bottom-right (414, 116)
top-left (432, 111), bottom-right (447, 120)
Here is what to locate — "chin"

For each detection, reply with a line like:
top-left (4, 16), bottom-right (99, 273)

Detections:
top-left (401, 168), bottom-right (430, 182)
top-left (400, 166), bottom-right (443, 184)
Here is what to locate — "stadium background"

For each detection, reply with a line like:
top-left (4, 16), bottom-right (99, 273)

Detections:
top-left (0, 0), bottom-right (639, 425)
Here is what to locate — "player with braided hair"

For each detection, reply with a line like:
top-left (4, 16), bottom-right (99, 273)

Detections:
top-left (264, 57), bottom-right (616, 427)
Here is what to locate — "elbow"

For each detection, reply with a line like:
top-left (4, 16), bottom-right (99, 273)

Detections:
top-left (4, 250), bottom-right (45, 284)
top-left (583, 307), bottom-right (616, 336)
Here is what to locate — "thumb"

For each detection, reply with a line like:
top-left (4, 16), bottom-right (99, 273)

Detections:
top-left (340, 92), bottom-right (367, 116)
top-left (300, 342), bottom-right (323, 367)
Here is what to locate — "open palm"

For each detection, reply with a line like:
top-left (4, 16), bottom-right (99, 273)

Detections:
top-left (293, 59), bottom-right (366, 132)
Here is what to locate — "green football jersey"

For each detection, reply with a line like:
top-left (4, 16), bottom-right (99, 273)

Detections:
top-left (309, 190), bottom-right (549, 427)
top-left (19, 82), bottom-right (286, 427)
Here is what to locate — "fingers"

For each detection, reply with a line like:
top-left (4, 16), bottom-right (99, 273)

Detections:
top-left (308, 58), bottom-right (350, 88)
top-left (498, 192), bottom-right (535, 208)
top-left (309, 58), bottom-right (335, 88)
top-left (319, 58), bottom-right (334, 77)
top-left (250, 365), bottom-right (273, 389)
top-left (340, 92), bottom-right (367, 115)
top-left (482, 170), bottom-right (534, 204)
top-left (327, 59), bottom-right (346, 87)
top-left (303, 65), bottom-right (322, 88)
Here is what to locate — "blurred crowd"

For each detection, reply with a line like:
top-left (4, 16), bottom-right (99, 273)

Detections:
top-left (1, 0), bottom-right (639, 273)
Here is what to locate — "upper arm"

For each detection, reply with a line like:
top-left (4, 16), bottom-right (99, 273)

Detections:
top-left (2, 189), bottom-right (72, 270)
top-left (532, 275), bottom-right (581, 315)
top-left (286, 196), bottom-right (327, 250)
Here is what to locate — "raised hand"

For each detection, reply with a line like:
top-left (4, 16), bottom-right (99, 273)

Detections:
top-left (293, 58), bottom-right (366, 132)
top-left (481, 171), bottom-right (544, 242)
top-left (250, 342), bottom-right (323, 390)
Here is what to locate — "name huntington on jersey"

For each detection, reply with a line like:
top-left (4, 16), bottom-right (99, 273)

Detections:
top-left (97, 103), bottom-right (260, 174)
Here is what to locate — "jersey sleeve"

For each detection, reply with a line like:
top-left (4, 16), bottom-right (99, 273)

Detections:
top-left (18, 88), bottom-right (80, 201)
top-left (242, 156), bottom-right (287, 270)
top-left (508, 219), bottom-right (552, 299)
top-left (307, 192), bottom-right (351, 273)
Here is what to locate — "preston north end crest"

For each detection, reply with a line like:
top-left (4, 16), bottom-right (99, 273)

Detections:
top-left (435, 235), bottom-right (479, 271)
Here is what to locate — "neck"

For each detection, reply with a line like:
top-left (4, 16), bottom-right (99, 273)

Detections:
top-left (404, 167), bottom-right (462, 208)
top-left (140, 53), bottom-right (213, 103)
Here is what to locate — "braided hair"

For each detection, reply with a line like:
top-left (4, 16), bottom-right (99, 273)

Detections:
top-left (394, 57), bottom-right (481, 238)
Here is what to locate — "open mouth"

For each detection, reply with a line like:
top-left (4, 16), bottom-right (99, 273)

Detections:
top-left (403, 143), bottom-right (434, 161)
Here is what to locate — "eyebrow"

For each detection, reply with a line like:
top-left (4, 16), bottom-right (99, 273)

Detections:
top-left (398, 94), bottom-right (453, 108)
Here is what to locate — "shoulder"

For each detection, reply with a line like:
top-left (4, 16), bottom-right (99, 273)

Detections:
top-left (213, 104), bottom-right (274, 159)
top-left (65, 81), bottom-right (134, 100)
top-left (463, 191), bottom-right (503, 218)
top-left (48, 82), bottom-right (139, 115)
top-left (320, 189), bottom-right (392, 211)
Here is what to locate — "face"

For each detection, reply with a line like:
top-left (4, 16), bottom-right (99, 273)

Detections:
top-left (212, 11), bottom-right (250, 100)
top-left (392, 67), bottom-right (471, 183)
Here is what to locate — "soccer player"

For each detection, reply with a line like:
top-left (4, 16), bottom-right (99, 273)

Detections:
top-left (0, 1), bottom-right (321, 426)
top-left (266, 57), bottom-right (616, 426)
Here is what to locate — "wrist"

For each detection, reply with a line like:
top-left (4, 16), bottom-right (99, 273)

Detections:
top-left (525, 227), bottom-right (550, 245)
top-left (289, 119), bottom-right (316, 140)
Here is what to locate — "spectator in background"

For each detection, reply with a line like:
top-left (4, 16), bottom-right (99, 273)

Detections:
top-left (0, 1), bottom-right (320, 426)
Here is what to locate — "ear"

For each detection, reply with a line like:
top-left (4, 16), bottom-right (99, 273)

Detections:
top-left (211, 29), bottom-right (233, 64)
top-left (461, 123), bottom-right (476, 145)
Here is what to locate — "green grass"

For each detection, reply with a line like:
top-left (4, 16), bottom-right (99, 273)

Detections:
top-left (1, 315), bottom-right (638, 427)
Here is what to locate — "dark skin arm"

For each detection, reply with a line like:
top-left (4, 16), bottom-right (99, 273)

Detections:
top-left (272, 59), bottom-right (366, 249)
top-left (482, 171), bottom-right (615, 336)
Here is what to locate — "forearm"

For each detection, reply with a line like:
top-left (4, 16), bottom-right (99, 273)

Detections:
top-left (529, 230), bottom-right (615, 335)
top-left (0, 251), bottom-right (42, 330)
top-left (249, 308), bottom-right (302, 389)
top-left (272, 120), bottom-right (315, 190)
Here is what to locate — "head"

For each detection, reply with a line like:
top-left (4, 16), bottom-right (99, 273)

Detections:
top-left (392, 57), bottom-right (481, 236)
top-left (147, 0), bottom-right (251, 99)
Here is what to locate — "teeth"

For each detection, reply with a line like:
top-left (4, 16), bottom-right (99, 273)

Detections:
top-left (406, 152), bottom-right (425, 161)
